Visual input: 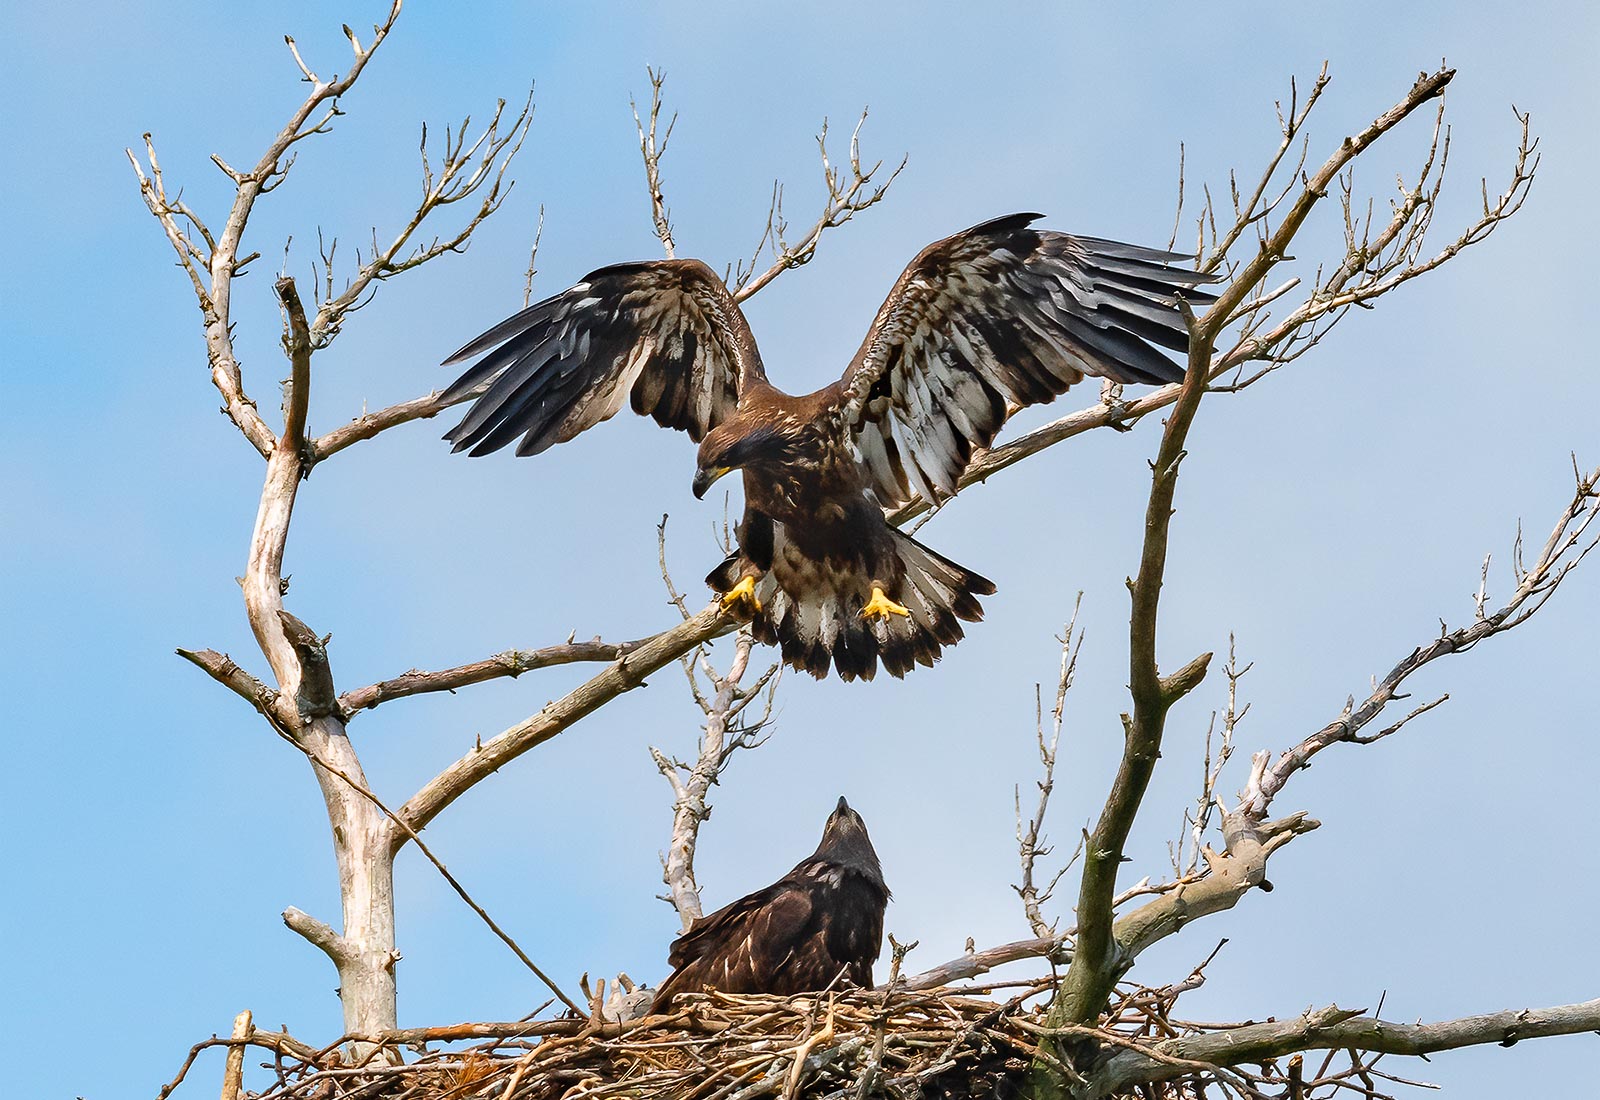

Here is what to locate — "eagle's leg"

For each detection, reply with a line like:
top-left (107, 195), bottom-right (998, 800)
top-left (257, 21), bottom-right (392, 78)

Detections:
top-left (720, 574), bottom-right (762, 614)
top-left (708, 507), bottom-right (772, 619)
top-left (860, 585), bottom-right (909, 621)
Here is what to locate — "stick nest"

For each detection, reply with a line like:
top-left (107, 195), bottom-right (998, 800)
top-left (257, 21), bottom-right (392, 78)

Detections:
top-left (168, 979), bottom-right (1386, 1100)
top-left (198, 983), bottom-right (1071, 1100)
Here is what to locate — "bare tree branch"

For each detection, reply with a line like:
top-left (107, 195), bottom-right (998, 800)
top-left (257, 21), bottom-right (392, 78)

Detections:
top-left (396, 604), bottom-right (735, 844)
top-left (1014, 598), bottom-right (1085, 940)
top-left (1243, 460), bottom-right (1599, 820)
top-left (218, 1010), bottom-right (253, 1100)
top-left (1029, 70), bottom-right (1464, 1084)
top-left (523, 204), bottom-right (545, 307)
top-left (1079, 461), bottom-right (1597, 987)
top-left (275, 277), bottom-right (314, 452)
top-left (310, 89), bottom-right (535, 349)
top-left (1176, 636), bottom-right (1247, 878)
top-left (338, 634), bottom-right (654, 718)
top-left (892, 65), bottom-right (1520, 530)
top-left (632, 67), bottom-right (678, 258)
top-left (125, 1), bottom-right (404, 460)
top-left (652, 628), bottom-right (782, 929)
top-left (732, 111), bottom-right (906, 301)
top-left (310, 388), bottom-right (453, 461)
top-left (126, 133), bottom-right (276, 458)
top-left (1045, 315), bottom-right (1214, 1029)
top-left (1089, 998), bottom-right (1600, 1096)
top-left (176, 647), bottom-right (277, 713)
top-left (895, 935), bottom-right (1072, 993)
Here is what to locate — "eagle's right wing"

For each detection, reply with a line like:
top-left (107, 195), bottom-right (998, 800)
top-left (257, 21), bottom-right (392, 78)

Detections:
top-left (656, 884), bottom-right (815, 1003)
top-left (441, 259), bottom-right (765, 457)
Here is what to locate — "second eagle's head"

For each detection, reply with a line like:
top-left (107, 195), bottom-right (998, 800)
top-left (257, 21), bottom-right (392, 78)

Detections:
top-left (693, 417), bottom-right (789, 499)
top-left (811, 796), bottom-right (889, 893)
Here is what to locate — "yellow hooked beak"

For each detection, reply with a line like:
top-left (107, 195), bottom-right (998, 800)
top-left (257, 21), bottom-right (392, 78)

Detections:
top-left (692, 465), bottom-right (732, 499)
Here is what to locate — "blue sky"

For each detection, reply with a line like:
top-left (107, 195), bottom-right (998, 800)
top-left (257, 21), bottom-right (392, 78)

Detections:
top-left (3, 3), bottom-right (1597, 1097)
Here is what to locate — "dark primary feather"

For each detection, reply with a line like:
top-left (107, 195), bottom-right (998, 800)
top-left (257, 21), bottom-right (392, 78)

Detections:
top-left (440, 258), bottom-right (764, 457)
top-left (653, 798), bottom-right (888, 1008)
top-left (838, 213), bottom-right (1220, 508)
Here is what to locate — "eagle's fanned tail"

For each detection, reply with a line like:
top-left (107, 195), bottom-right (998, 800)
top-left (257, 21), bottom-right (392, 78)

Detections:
top-left (714, 526), bottom-right (995, 682)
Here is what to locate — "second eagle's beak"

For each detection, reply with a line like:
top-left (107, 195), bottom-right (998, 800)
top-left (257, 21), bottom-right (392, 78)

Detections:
top-left (692, 466), bottom-right (732, 500)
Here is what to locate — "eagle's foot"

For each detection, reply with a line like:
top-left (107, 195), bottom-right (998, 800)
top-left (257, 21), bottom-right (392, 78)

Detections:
top-left (860, 586), bottom-right (909, 621)
top-left (719, 575), bottom-right (762, 615)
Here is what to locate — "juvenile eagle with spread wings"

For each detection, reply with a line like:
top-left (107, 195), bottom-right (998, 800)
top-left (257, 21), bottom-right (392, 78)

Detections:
top-left (442, 213), bottom-right (1217, 680)
top-left (651, 797), bottom-right (888, 1008)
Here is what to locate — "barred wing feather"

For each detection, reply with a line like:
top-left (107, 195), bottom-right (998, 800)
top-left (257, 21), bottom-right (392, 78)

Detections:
top-left (839, 213), bottom-right (1220, 508)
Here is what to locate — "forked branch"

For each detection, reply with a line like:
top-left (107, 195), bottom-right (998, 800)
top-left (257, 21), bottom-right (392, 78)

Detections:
top-left (1036, 65), bottom-right (1465, 1071)
top-left (733, 111), bottom-right (906, 301)
top-left (396, 605), bottom-right (736, 845)
top-left (125, 1), bottom-right (405, 459)
top-left (1077, 460), bottom-right (1597, 996)
top-left (311, 89), bottom-right (534, 350)
top-left (1014, 599), bottom-right (1086, 940)
top-left (892, 64), bottom-right (1528, 529)
top-left (632, 67), bottom-right (678, 258)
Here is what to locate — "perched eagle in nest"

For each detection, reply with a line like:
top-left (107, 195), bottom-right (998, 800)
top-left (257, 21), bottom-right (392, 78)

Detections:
top-left (651, 797), bottom-right (888, 1009)
top-left (442, 213), bottom-right (1217, 680)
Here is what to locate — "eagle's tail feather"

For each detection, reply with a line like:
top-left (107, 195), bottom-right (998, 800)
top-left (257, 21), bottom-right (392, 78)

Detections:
top-left (873, 531), bottom-right (992, 678)
top-left (742, 528), bottom-right (993, 683)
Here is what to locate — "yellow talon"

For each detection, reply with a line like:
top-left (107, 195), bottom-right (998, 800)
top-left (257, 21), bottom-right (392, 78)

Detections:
top-left (720, 575), bottom-right (761, 614)
top-left (860, 585), bottom-right (909, 621)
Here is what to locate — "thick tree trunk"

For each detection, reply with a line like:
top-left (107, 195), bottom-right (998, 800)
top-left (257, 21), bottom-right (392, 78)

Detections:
top-left (242, 395), bottom-right (402, 1039)
top-left (282, 718), bottom-right (402, 1038)
top-left (317, 719), bottom-right (400, 1036)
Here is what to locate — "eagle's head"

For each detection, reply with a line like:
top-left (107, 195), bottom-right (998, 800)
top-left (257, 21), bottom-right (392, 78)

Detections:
top-left (812, 796), bottom-right (888, 893)
top-left (693, 417), bottom-right (787, 499)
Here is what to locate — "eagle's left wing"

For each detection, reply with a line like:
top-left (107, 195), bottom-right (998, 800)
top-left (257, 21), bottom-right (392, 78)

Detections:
top-left (837, 213), bottom-right (1220, 508)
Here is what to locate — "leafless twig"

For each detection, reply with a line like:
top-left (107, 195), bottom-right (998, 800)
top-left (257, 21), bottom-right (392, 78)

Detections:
top-left (632, 67), bottom-right (677, 258)
top-left (733, 110), bottom-right (906, 301)
top-left (1014, 597), bottom-right (1086, 939)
